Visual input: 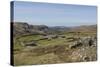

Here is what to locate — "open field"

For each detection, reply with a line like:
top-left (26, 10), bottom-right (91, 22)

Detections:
top-left (13, 23), bottom-right (97, 66)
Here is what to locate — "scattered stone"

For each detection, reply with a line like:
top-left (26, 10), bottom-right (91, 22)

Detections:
top-left (21, 41), bottom-right (37, 47)
top-left (83, 56), bottom-right (91, 61)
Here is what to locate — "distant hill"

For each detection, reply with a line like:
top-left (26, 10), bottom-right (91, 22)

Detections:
top-left (12, 22), bottom-right (97, 36)
top-left (13, 22), bottom-right (49, 36)
top-left (69, 25), bottom-right (97, 33)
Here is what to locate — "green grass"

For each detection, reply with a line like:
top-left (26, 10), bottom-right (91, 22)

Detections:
top-left (18, 35), bottom-right (41, 42)
top-left (13, 32), bottom-right (97, 65)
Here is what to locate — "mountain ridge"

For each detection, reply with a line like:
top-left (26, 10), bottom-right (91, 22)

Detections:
top-left (13, 22), bottom-right (97, 36)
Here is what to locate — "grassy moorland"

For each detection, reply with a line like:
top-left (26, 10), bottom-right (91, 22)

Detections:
top-left (13, 22), bottom-right (97, 66)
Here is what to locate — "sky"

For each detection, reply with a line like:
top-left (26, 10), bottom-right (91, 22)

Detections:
top-left (13, 1), bottom-right (97, 26)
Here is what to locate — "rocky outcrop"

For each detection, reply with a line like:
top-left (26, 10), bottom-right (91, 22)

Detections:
top-left (70, 36), bottom-right (97, 49)
top-left (13, 22), bottom-right (49, 36)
